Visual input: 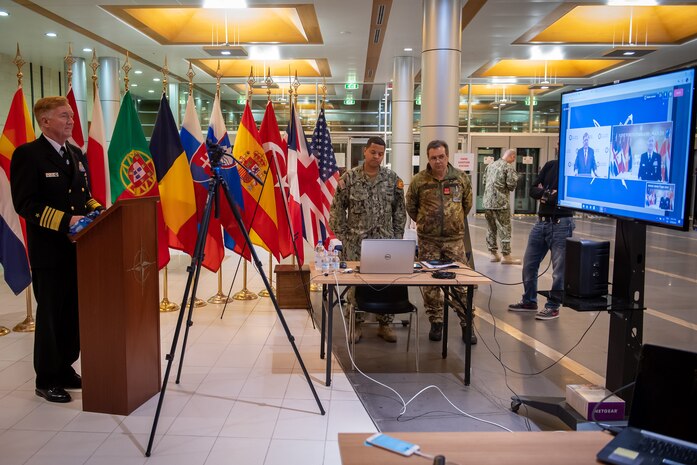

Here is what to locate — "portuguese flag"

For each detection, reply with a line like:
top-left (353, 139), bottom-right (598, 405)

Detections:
top-left (107, 91), bottom-right (169, 269)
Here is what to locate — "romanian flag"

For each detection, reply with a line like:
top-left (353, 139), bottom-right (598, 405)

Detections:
top-left (66, 87), bottom-right (85, 151)
top-left (150, 93), bottom-right (197, 257)
top-left (207, 94), bottom-right (250, 260)
top-left (260, 101), bottom-right (302, 263)
top-left (180, 94), bottom-right (225, 272)
top-left (0, 87), bottom-right (34, 294)
top-left (107, 91), bottom-right (169, 269)
top-left (86, 89), bottom-right (110, 207)
top-left (234, 102), bottom-right (279, 259)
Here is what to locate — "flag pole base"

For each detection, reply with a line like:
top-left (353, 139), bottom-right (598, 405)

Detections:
top-left (258, 285), bottom-right (275, 297)
top-left (159, 297), bottom-right (179, 313)
top-left (13, 316), bottom-right (35, 333)
top-left (233, 287), bottom-right (258, 300)
top-left (189, 297), bottom-right (207, 308)
top-left (310, 283), bottom-right (322, 292)
top-left (0, 326), bottom-right (9, 337)
top-left (208, 292), bottom-right (233, 304)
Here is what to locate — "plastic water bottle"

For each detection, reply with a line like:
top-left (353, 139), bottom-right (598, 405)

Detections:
top-left (321, 252), bottom-right (331, 274)
top-left (331, 249), bottom-right (340, 272)
top-left (314, 242), bottom-right (325, 271)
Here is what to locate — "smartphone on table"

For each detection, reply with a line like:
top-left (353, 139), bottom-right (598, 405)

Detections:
top-left (365, 433), bottom-right (420, 456)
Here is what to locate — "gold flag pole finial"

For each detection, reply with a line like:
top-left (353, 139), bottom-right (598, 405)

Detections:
top-left (265, 66), bottom-right (274, 102)
top-left (161, 56), bottom-right (169, 94)
top-left (215, 60), bottom-right (222, 96)
top-left (64, 43), bottom-right (76, 88)
top-left (122, 51), bottom-right (132, 92)
top-left (187, 61), bottom-right (195, 96)
top-left (90, 49), bottom-right (99, 94)
top-left (13, 43), bottom-right (26, 88)
top-left (247, 65), bottom-right (255, 102)
top-left (321, 75), bottom-right (327, 110)
top-left (292, 70), bottom-right (300, 105)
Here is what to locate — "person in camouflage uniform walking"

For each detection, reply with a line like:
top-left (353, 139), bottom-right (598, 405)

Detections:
top-left (329, 136), bottom-right (406, 343)
top-left (483, 149), bottom-right (520, 264)
top-left (406, 140), bottom-right (477, 344)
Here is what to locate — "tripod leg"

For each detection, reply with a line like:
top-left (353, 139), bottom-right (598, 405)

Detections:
top-left (146, 175), bottom-right (219, 456)
top-left (218, 176), bottom-right (326, 415)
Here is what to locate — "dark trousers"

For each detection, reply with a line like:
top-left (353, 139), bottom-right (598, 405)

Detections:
top-left (32, 265), bottom-right (80, 388)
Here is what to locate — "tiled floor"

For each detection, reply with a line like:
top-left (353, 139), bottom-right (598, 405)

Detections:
top-left (1, 215), bottom-right (695, 464)
top-left (0, 253), bottom-right (376, 465)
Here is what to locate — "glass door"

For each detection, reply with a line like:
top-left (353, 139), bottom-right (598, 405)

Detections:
top-left (514, 148), bottom-right (539, 214)
top-left (475, 147), bottom-right (502, 213)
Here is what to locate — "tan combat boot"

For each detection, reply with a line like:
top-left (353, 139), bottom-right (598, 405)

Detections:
top-left (490, 252), bottom-right (501, 262)
top-left (501, 254), bottom-right (521, 265)
top-left (377, 324), bottom-right (397, 343)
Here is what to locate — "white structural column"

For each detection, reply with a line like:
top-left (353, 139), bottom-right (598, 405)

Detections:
top-left (67, 58), bottom-right (87, 143)
top-left (420, 0), bottom-right (462, 168)
top-left (391, 56), bottom-right (415, 183)
top-left (98, 57), bottom-right (121, 148)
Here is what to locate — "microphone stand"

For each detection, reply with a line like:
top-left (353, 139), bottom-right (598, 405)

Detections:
top-left (145, 141), bottom-right (325, 457)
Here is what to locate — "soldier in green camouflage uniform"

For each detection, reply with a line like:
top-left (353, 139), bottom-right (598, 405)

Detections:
top-left (406, 140), bottom-right (476, 344)
top-left (482, 149), bottom-right (519, 264)
top-left (329, 136), bottom-right (407, 343)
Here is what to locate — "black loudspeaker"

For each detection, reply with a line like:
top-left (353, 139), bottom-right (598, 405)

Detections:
top-left (564, 238), bottom-right (610, 298)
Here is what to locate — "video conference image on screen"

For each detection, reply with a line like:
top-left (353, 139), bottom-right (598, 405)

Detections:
top-left (557, 68), bottom-right (695, 230)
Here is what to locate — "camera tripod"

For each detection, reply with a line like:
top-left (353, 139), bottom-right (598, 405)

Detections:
top-left (146, 141), bottom-right (325, 457)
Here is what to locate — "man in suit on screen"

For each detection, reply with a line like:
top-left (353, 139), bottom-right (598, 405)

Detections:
top-left (573, 132), bottom-right (597, 176)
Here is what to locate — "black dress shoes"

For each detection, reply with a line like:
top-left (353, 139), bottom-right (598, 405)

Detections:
top-left (35, 387), bottom-right (71, 403)
top-left (62, 373), bottom-right (82, 390)
top-left (461, 326), bottom-right (477, 345)
top-left (429, 322), bottom-right (443, 341)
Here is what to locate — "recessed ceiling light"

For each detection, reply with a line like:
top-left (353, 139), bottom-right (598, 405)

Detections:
top-left (82, 48), bottom-right (92, 53)
top-left (131, 83), bottom-right (138, 87)
top-left (221, 50), bottom-right (231, 56)
top-left (404, 47), bottom-right (413, 52)
top-left (607, 1), bottom-right (657, 5)
top-left (148, 89), bottom-right (155, 93)
top-left (0, 10), bottom-right (9, 17)
top-left (153, 78), bottom-right (160, 82)
top-left (45, 32), bottom-right (57, 38)
top-left (134, 70), bottom-right (143, 75)
top-left (623, 51), bottom-right (636, 56)
top-left (203, 0), bottom-right (247, 8)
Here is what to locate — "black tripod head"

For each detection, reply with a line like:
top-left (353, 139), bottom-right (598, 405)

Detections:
top-left (205, 138), bottom-right (230, 169)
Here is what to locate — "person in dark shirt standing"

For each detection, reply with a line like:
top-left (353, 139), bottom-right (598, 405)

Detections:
top-left (508, 154), bottom-right (575, 320)
top-left (11, 96), bottom-right (102, 403)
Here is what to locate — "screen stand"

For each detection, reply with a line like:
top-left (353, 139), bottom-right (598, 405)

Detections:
top-left (511, 218), bottom-right (646, 428)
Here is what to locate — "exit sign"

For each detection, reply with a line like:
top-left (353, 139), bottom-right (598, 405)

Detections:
top-left (344, 96), bottom-right (355, 105)
top-left (345, 83), bottom-right (359, 90)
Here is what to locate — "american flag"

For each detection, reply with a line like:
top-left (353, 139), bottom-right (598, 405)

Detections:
top-left (310, 108), bottom-right (340, 206)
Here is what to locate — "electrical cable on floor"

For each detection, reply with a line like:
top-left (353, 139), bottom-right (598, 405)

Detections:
top-left (590, 380), bottom-right (635, 435)
top-left (332, 273), bottom-right (514, 433)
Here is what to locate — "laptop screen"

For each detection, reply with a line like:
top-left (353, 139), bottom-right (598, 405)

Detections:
top-left (628, 344), bottom-right (697, 443)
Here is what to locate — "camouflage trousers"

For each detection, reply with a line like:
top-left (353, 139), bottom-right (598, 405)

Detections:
top-left (484, 208), bottom-right (512, 255)
top-left (418, 237), bottom-right (470, 326)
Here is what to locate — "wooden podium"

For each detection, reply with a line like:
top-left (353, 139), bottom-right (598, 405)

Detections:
top-left (72, 197), bottom-right (161, 415)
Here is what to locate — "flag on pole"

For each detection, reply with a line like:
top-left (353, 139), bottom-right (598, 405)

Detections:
top-left (86, 89), bottom-right (110, 207)
top-left (234, 102), bottom-right (279, 259)
top-left (260, 100), bottom-right (302, 263)
top-left (180, 94), bottom-right (225, 272)
top-left (0, 87), bottom-right (34, 294)
top-left (310, 107), bottom-right (339, 225)
top-left (66, 87), bottom-right (85, 152)
top-left (107, 91), bottom-right (169, 269)
top-left (287, 104), bottom-right (325, 247)
top-left (150, 93), bottom-right (197, 257)
top-left (207, 93), bottom-right (250, 260)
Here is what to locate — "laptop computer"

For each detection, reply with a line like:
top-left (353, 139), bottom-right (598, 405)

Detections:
top-left (359, 239), bottom-right (416, 274)
top-left (596, 344), bottom-right (697, 465)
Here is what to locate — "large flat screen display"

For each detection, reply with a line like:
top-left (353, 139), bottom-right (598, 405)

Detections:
top-left (557, 68), bottom-right (696, 230)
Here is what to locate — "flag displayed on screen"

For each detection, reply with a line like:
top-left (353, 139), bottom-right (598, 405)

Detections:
top-left (108, 91), bottom-right (169, 269)
top-left (180, 94), bottom-right (225, 272)
top-left (0, 87), bottom-right (34, 294)
top-left (150, 93), bottom-right (197, 257)
top-left (86, 89), bottom-right (110, 207)
top-left (66, 87), bottom-right (85, 152)
top-left (207, 94), bottom-right (250, 260)
top-left (234, 102), bottom-right (279, 259)
top-left (260, 100), bottom-right (303, 263)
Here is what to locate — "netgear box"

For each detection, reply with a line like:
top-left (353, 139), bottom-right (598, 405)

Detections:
top-left (565, 384), bottom-right (625, 421)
